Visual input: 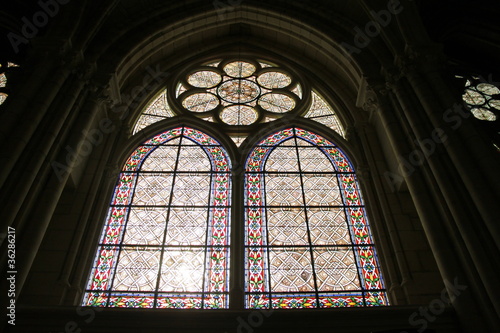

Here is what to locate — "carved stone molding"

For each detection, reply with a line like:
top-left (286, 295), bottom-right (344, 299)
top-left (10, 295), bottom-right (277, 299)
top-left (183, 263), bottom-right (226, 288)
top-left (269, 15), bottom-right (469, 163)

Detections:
top-left (356, 77), bottom-right (380, 113)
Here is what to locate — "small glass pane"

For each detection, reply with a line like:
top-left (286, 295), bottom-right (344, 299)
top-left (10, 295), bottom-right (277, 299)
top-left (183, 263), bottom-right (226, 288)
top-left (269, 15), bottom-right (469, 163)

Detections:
top-left (489, 99), bottom-right (500, 110)
top-left (176, 84), bottom-right (187, 97)
top-left (471, 108), bottom-right (497, 121)
top-left (257, 72), bottom-right (292, 89)
top-left (141, 145), bottom-right (179, 172)
top-left (176, 145), bottom-right (211, 171)
top-left (133, 115), bottom-right (168, 134)
top-left (269, 248), bottom-right (315, 292)
top-left (182, 93), bottom-right (219, 112)
top-left (123, 208), bottom-right (168, 245)
top-left (291, 84), bottom-right (303, 99)
top-left (298, 147), bottom-right (333, 172)
top-left (308, 208), bottom-right (350, 245)
top-left (463, 89), bottom-right (486, 106)
top-left (265, 174), bottom-right (302, 206)
top-left (134, 174), bottom-right (174, 206)
top-left (305, 92), bottom-right (345, 137)
top-left (224, 61), bottom-right (256, 78)
top-left (171, 174), bottom-right (211, 206)
top-left (142, 91), bottom-right (174, 117)
top-left (205, 61), bottom-right (221, 67)
top-left (113, 247), bottom-right (161, 291)
top-left (0, 93), bottom-right (7, 105)
top-left (302, 175), bottom-right (342, 206)
top-left (258, 93), bottom-right (295, 113)
top-left (230, 135), bottom-right (247, 147)
top-left (220, 105), bottom-right (258, 125)
top-left (476, 83), bottom-right (500, 96)
top-left (164, 208), bottom-right (208, 245)
top-left (313, 248), bottom-right (360, 291)
top-left (265, 146), bottom-right (299, 172)
top-left (159, 248), bottom-right (205, 292)
top-left (267, 207), bottom-right (307, 245)
top-left (187, 71), bottom-right (222, 88)
top-left (218, 79), bottom-right (260, 103)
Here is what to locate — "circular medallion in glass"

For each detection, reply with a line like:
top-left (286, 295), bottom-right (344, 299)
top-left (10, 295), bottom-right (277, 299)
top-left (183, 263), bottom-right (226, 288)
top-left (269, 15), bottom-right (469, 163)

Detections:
top-left (220, 105), bottom-right (258, 125)
top-left (471, 108), bottom-right (497, 121)
top-left (258, 93), bottom-right (296, 113)
top-left (223, 61), bottom-right (256, 78)
top-left (187, 70), bottom-right (222, 88)
top-left (476, 83), bottom-right (500, 96)
top-left (218, 79), bottom-right (261, 103)
top-left (257, 72), bottom-right (292, 89)
top-left (463, 89), bottom-right (486, 106)
top-left (182, 93), bottom-right (219, 112)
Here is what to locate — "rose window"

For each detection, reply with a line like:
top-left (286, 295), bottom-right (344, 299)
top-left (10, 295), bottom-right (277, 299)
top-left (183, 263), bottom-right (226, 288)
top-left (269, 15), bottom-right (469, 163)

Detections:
top-left (461, 77), bottom-right (500, 122)
top-left (176, 60), bottom-right (303, 127)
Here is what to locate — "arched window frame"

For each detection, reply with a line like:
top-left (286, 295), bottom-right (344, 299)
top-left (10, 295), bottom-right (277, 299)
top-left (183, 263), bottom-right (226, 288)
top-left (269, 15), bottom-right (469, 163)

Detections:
top-left (82, 56), bottom-right (388, 310)
top-left (83, 127), bottom-right (232, 309)
top-left (244, 127), bottom-right (387, 309)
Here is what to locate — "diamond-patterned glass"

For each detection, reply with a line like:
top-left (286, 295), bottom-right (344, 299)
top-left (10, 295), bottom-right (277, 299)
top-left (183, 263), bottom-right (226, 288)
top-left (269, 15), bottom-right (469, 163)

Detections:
top-left (83, 127), bottom-right (231, 308)
top-left (244, 128), bottom-right (387, 308)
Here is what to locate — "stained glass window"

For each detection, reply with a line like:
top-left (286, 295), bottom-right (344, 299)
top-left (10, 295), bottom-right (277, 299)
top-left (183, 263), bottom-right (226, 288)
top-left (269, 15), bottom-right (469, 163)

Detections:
top-left (83, 127), bottom-right (231, 309)
top-left (178, 59), bottom-right (301, 127)
top-left (244, 128), bottom-right (387, 309)
top-left (457, 75), bottom-right (500, 151)
top-left (131, 58), bottom-right (345, 142)
top-left (132, 91), bottom-right (175, 134)
top-left (305, 92), bottom-right (345, 138)
top-left (461, 77), bottom-right (500, 121)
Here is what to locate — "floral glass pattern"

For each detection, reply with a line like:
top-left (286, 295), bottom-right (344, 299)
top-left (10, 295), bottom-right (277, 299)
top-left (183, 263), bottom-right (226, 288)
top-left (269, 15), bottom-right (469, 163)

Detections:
top-left (83, 127), bottom-right (231, 309)
top-left (244, 128), bottom-right (387, 309)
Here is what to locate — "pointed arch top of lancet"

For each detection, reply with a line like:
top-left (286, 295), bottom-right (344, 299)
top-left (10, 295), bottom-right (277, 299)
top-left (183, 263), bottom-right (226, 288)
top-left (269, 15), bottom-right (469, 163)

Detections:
top-left (246, 127), bottom-right (352, 173)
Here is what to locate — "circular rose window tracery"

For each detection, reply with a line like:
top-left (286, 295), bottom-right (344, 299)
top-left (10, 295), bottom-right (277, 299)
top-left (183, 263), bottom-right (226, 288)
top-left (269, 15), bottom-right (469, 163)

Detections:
top-left (177, 59), bottom-right (303, 126)
top-left (218, 79), bottom-right (261, 103)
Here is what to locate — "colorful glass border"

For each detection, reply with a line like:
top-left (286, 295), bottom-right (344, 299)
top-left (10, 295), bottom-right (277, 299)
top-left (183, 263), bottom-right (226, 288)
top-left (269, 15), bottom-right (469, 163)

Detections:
top-left (244, 127), bottom-right (387, 308)
top-left (83, 127), bottom-right (231, 309)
